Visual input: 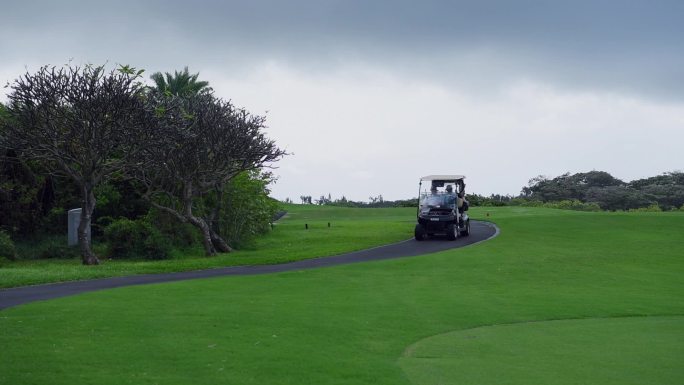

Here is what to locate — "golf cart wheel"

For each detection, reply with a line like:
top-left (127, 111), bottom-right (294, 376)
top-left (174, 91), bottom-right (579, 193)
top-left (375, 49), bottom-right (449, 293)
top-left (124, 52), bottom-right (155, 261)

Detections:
top-left (446, 223), bottom-right (458, 241)
top-left (460, 219), bottom-right (471, 237)
top-left (414, 224), bottom-right (426, 241)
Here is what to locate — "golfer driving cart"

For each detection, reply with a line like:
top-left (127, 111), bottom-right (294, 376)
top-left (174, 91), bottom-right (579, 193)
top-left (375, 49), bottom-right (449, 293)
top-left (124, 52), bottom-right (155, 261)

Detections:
top-left (415, 175), bottom-right (470, 241)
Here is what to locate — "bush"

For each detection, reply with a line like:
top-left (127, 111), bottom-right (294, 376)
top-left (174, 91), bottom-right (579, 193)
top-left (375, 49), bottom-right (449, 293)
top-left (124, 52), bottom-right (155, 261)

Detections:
top-left (215, 171), bottom-right (280, 248)
top-left (12, 235), bottom-right (80, 260)
top-left (481, 200), bottom-right (508, 207)
top-left (146, 208), bottom-right (200, 248)
top-left (0, 230), bottom-right (16, 260)
top-left (515, 199), bottom-right (600, 211)
top-left (37, 238), bottom-right (80, 259)
top-left (628, 204), bottom-right (662, 212)
top-left (548, 199), bottom-right (601, 212)
top-left (40, 207), bottom-right (67, 234)
top-left (104, 218), bottom-right (171, 260)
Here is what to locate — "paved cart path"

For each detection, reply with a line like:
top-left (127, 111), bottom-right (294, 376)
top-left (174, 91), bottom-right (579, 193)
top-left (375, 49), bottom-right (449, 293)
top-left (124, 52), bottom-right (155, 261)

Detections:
top-left (0, 221), bottom-right (498, 310)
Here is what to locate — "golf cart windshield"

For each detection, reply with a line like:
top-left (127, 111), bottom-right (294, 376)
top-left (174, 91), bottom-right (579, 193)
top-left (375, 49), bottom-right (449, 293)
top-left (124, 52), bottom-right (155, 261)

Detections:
top-left (420, 192), bottom-right (456, 209)
top-left (417, 175), bottom-right (465, 211)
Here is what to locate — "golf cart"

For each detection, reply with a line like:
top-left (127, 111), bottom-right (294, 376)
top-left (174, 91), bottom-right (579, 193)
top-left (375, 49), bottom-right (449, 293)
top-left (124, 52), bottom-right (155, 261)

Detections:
top-left (414, 175), bottom-right (470, 241)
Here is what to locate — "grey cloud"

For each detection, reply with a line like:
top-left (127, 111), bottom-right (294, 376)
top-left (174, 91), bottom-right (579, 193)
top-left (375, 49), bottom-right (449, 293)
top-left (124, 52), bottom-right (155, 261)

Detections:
top-left (2, 0), bottom-right (683, 99)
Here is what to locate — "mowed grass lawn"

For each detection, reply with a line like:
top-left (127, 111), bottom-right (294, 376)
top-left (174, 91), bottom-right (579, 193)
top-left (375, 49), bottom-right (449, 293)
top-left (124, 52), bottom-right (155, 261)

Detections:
top-left (0, 204), bottom-right (415, 288)
top-left (1, 206), bottom-right (683, 384)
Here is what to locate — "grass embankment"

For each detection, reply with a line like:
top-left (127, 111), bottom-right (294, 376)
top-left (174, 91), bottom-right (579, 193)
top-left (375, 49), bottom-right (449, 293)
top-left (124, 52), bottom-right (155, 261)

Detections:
top-left (1, 207), bottom-right (683, 385)
top-left (0, 204), bottom-right (414, 288)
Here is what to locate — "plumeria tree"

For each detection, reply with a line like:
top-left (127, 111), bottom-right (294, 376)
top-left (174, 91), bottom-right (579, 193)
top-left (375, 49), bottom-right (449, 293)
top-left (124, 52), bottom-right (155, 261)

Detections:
top-left (2, 64), bottom-right (159, 264)
top-left (133, 91), bottom-right (286, 255)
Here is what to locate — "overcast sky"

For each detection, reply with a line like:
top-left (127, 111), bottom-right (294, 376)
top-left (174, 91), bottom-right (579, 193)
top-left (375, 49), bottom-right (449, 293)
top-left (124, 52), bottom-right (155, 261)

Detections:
top-left (2, 1), bottom-right (683, 201)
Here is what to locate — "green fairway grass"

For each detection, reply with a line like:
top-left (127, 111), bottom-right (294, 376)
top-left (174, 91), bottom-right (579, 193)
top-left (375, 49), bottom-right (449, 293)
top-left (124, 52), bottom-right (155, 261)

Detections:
top-left (0, 207), bottom-right (683, 384)
top-left (399, 316), bottom-right (684, 385)
top-left (0, 204), bottom-right (414, 288)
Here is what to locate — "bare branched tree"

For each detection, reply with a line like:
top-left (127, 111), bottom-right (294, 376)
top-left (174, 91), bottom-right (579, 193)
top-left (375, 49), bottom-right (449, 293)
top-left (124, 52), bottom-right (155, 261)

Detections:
top-left (2, 64), bottom-right (157, 264)
top-left (134, 92), bottom-right (286, 255)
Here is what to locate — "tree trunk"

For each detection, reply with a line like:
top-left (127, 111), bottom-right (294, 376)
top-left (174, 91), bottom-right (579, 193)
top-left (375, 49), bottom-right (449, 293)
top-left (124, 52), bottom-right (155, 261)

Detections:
top-left (188, 215), bottom-right (217, 256)
top-left (209, 228), bottom-right (232, 253)
top-left (208, 186), bottom-right (223, 236)
top-left (181, 182), bottom-right (217, 256)
top-left (79, 184), bottom-right (99, 265)
top-left (207, 186), bottom-right (232, 253)
top-left (148, 199), bottom-right (220, 254)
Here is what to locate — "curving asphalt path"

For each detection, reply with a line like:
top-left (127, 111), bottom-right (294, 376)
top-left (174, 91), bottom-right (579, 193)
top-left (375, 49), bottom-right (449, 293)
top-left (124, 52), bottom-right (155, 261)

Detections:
top-left (0, 220), bottom-right (498, 310)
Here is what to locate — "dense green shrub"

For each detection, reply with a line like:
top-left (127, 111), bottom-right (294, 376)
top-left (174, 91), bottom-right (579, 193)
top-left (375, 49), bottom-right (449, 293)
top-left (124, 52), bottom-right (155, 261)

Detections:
top-left (585, 186), bottom-right (654, 211)
top-left (481, 200), bottom-right (508, 207)
top-left (547, 199), bottom-right (601, 212)
top-left (511, 198), bottom-right (600, 211)
top-left (37, 239), bottom-right (81, 259)
top-left (92, 179), bottom-right (150, 235)
top-left (104, 218), bottom-right (171, 260)
top-left (12, 235), bottom-right (80, 260)
top-left (146, 208), bottom-right (200, 248)
top-left (0, 230), bottom-right (17, 260)
top-left (628, 204), bottom-right (663, 212)
top-left (0, 150), bottom-right (48, 236)
top-left (214, 171), bottom-right (279, 248)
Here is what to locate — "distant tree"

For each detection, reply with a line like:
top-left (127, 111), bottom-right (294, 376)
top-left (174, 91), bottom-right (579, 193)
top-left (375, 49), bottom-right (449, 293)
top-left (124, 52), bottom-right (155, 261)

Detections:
top-left (2, 64), bottom-right (156, 264)
top-left (522, 171), bottom-right (624, 202)
top-left (629, 171), bottom-right (684, 210)
top-left (131, 92), bottom-right (285, 255)
top-left (585, 186), bottom-right (653, 211)
top-left (316, 194), bottom-right (332, 205)
top-left (576, 171), bottom-right (624, 188)
top-left (150, 66), bottom-right (211, 96)
top-left (629, 171), bottom-right (684, 189)
top-left (639, 184), bottom-right (684, 210)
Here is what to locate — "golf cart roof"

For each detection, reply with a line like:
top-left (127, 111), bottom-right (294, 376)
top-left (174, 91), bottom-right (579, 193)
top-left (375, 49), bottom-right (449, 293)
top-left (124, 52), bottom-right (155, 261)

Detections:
top-left (420, 175), bottom-right (466, 182)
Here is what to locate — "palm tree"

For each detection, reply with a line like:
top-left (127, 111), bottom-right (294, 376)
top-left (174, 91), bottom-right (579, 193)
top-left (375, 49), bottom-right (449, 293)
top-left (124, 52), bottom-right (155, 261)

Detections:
top-left (150, 66), bottom-right (211, 96)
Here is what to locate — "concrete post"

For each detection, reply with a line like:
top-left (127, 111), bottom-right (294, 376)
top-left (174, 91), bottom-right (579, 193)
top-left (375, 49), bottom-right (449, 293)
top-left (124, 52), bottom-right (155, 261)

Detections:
top-left (68, 208), bottom-right (90, 246)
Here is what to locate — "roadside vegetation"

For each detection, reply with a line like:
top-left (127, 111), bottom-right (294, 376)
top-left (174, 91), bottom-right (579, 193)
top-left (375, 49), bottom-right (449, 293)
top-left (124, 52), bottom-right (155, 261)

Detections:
top-left (0, 205), bottom-right (413, 288)
top-left (1, 205), bottom-right (682, 384)
top-left (0, 64), bottom-right (284, 266)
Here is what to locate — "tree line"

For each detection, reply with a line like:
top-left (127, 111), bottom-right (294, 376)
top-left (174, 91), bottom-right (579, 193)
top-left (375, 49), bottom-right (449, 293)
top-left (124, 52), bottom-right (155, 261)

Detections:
top-left (463, 170), bottom-right (684, 211)
top-left (519, 170), bottom-right (684, 211)
top-left (296, 170), bottom-right (684, 211)
top-left (0, 64), bottom-right (285, 264)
